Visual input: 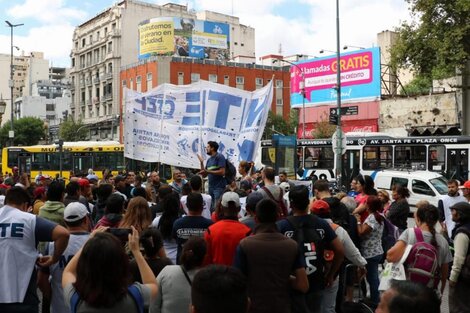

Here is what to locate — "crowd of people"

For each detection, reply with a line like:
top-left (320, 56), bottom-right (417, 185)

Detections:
top-left (1, 143), bottom-right (470, 313)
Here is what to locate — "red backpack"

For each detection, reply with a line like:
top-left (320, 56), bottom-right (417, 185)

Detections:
top-left (405, 227), bottom-right (440, 289)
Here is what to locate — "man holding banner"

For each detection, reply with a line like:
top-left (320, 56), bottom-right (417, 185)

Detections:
top-left (198, 141), bottom-right (226, 205)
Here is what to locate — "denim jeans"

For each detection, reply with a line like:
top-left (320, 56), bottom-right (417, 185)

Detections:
top-left (321, 277), bottom-right (339, 313)
top-left (209, 187), bottom-right (225, 209)
top-left (365, 254), bottom-right (382, 306)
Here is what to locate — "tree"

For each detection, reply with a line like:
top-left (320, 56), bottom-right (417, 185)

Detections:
top-left (390, 0), bottom-right (470, 80)
top-left (400, 75), bottom-right (433, 96)
top-left (312, 112), bottom-right (336, 139)
top-left (263, 110), bottom-right (298, 139)
top-left (0, 117), bottom-right (46, 147)
top-left (59, 118), bottom-right (88, 141)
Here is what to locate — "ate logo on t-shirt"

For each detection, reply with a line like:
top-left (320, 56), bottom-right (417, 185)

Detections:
top-left (284, 228), bottom-right (325, 239)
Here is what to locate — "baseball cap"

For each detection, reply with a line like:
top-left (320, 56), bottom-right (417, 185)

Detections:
top-left (459, 181), bottom-right (470, 189)
top-left (245, 191), bottom-right (264, 210)
top-left (221, 191), bottom-right (240, 207)
top-left (33, 187), bottom-right (46, 198)
top-left (86, 174), bottom-right (99, 182)
top-left (310, 199), bottom-right (330, 215)
top-left (4, 177), bottom-right (14, 186)
top-left (450, 201), bottom-right (470, 212)
top-left (114, 175), bottom-right (126, 183)
top-left (64, 202), bottom-right (89, 222)
top-left (78, 178), bottom-right (90, 188)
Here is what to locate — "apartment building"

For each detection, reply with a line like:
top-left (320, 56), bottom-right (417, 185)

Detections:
top-left (69, 0), bottom-right (255, 140)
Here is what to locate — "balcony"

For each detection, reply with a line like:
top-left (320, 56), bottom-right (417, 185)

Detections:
top-left (80, 100), bottom-right (85, 107)
top-left (103, 93), bottom-right (112, 100)
top-left (85, 78), bottom-right (92, 86)
top-left (93, 77), bottom-right (100, 84)
top-left (106, 73), bottom-right (113, 80)
top-left (108, 29), bottom-right (121, 37)
top-left (92, 97), bottom-right (100, 105)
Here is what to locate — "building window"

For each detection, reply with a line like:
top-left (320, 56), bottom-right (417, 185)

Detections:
top-left (136, 76), bottom-right (142, 92)
top-left (276, 99), bottom-right (283, 116)
top-left (224, 75), bottom-right (229, 86)
top-left (122, 80), bottom-right (126, 87)
top-left (81, 38), bottom-right (85, 47)
top-left (236, 76), bottom-right (244, 84)
top-left (46, 104), bottom-right (55, 111)
top-left (147, 73), bottom-right (153, 90)
top-left (241, 43), bottom-right (244, 47)
top-left (130, 79), bottom-right (133, 90)
top-left (208, 74), bottom-right (217, 83)
top-left (191, 73), bottom-right (200, 83)
top-left (276, 80), bottom-right (283, 88)
top-left (178, 72), bottom-right (184, 85)
top-left (255, 78), bottom-right (263, 88)
top-left (107, 42), bottom-right (112, 52)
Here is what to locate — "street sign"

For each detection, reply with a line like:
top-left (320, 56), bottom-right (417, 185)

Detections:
top-left (332, 128), bottom-right (347, 155)
top-left (330, 106), bottom-right (358, 116)
top-left (329, 113), bottom-right (338, 125)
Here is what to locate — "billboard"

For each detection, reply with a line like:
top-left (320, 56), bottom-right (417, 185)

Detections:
top-left (290, 47), bottom-right (381, 107)
top-left (138, 17), bottom-right (230, 61)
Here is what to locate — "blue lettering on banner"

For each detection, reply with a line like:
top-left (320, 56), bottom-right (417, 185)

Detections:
top-left (244, 97), bottom-right (266, 128)
top-left (135, 95), bottom-right (175, 119)
top-left (208, 91), bottom-right (242, 129)
top-left (182, 91), bottom-right (205, 126)
top-left (0, 223), bottom-right (25, 238)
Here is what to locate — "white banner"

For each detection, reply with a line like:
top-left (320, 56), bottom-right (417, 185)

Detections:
top-left (124, 80), bottom-right (273, 169)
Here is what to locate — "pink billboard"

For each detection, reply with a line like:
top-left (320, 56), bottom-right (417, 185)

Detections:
top-left (290, 47), bottom-right (381, 106)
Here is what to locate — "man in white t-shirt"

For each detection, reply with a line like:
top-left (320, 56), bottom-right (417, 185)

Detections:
top-left (38, 202), bottom-right (91, 313)
top-left (180, 175), bottom-right (211, 219)
top-left (439, 179), bottom-right (467, 239)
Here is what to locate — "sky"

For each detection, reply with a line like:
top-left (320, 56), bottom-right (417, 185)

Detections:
top-left (0, 0), bottom-right (412, 67)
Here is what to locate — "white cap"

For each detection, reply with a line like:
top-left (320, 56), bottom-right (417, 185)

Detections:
top-left (64, 202), bottom-right (88, 222)
top-left (221, 191), bottom-right (240, 207)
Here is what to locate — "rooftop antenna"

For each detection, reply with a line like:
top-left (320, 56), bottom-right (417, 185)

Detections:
top-left (278, 43), bottom-right (283, 55)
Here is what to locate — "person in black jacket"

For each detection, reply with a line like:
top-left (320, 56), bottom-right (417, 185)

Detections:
top-left (386, 184), bottom-right (410, 233)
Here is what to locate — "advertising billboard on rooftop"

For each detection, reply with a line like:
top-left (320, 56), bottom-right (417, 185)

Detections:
top-left (138, 17), bottom-right (230, 61)
top-left (290, 47), bottom-right (381, 107)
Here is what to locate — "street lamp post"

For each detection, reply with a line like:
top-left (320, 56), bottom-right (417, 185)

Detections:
top-left (335, 0), bottom-right (343, 190)
top-left (5, 20), bottom-right (24, 146)
top-left (273, 58), bottom-right (306, 139)
top-left (343, 45), bottom-right (365, 50)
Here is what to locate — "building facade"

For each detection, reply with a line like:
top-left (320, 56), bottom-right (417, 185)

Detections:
top-left (69, 0), bottom-right (255, 140)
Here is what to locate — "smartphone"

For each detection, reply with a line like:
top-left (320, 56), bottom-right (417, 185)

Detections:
top-left (107, 228), bottom-right (132, 241)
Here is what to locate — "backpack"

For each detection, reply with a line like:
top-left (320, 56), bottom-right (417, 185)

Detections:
top-left (405, 227), bottom-right (440, 289)
top-left (381, 216), bottom-right (399, 257)
top-left (262, 186), bottom-right (288, 218)
top-left (286, 215), bottom-right (325, 291)
top-left (70, 285), bottom-right (144, 313)
top-left (225, 158), bottom-right (237, 184)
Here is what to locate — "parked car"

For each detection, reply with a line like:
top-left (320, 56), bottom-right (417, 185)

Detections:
top-left (371, 170), bottom-right (448, 211)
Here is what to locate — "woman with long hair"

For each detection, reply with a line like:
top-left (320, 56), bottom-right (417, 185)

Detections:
top-left (62, 227), bottom-right (157, 312)
top-left (238, 161), bottom-right (252, 182)
top-left (120, 196), bottom-right (153, 232)
top-left (387, 203), bottom-right (451, 295)
top-left (352, 175), bottom-right (377, 223)
top-left (386, 184), bottom-right (410, 233)
top-left (151, 192), bottom-right (181, 264)
top-left (355, 195), bottom-right (384, 308)
top-left (130, 228), bottom-right (172, 283)
top-left (151, 237), bottom-right (206, 313)
top-left (377, 189), bottom-right (391, 214)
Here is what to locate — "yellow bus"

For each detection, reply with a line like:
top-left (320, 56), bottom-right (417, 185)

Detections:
top-left (1, 141), bottom-right (173, 181)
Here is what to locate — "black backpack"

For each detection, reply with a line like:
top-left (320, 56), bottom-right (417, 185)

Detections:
top-left (225, 159), bottom-right (237, 184)
top-left (286, 215), bottom-right (326, 291)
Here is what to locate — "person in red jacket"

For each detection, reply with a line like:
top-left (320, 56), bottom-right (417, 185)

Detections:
top-left (204, 192), bottom-right (251, 265)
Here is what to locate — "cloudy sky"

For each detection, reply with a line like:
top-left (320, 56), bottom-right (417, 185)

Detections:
top-left (0, 0), bottom-right (411, 67)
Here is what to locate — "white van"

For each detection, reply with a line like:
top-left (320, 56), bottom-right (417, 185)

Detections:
top-left (371, 170), bottom-right (448, 210)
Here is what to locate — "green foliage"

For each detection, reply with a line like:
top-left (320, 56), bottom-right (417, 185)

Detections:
top-left (263, 110), bottom-right (298, 138)
top-left (59, 118), bottom-right (88, 141)
top-left (390, 0), bottom-right (470, 80)
top-left (400, 75), bottom-right (432, 96)
top-left (312, 112), bottom-right (336, 139)
top-left (0, 117), bottom-right (46, 147)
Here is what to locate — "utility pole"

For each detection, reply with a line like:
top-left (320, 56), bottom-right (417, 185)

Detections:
top-left (335, 0), bottom-right (343, 189)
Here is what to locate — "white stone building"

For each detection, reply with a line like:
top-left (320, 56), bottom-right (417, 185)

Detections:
top-left (69, 0), bottom-right (255, 141)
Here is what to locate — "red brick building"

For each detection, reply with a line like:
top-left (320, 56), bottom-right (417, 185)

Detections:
top-left (119, 56), bottom-right (291, 141)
